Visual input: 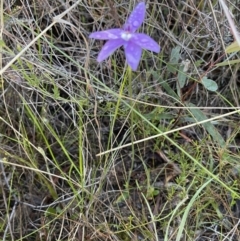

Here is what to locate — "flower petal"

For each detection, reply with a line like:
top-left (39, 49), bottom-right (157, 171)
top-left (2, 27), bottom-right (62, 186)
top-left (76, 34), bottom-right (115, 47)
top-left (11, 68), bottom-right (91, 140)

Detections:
top-left (89, 29), bottom-right (123, 40)
top-left (132, 33), bottom-right (160, 53)
top-left (97, 39), bottom-right (125, 62)
top-left (124, 2), bottom-right (145, 32)
top-left (124, 42), bottom-right (142, 71)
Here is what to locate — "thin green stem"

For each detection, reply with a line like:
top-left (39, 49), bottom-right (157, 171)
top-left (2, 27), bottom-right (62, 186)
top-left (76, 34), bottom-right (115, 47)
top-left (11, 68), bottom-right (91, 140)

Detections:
top-left (127, 66), bottom-right (135, 183)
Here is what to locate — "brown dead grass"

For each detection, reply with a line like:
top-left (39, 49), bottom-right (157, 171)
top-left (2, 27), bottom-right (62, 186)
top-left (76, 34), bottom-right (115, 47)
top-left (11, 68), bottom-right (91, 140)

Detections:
top-left (1, 0), bottom-right (240, 240)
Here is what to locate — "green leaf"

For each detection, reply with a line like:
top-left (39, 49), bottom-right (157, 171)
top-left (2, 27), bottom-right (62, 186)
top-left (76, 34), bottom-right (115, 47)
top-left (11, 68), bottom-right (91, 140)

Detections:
top-left (216, 41), bottom-right (240, 66)
top-left (194, 59), bottom-right (204, 67)
top-left (216, 59), bottom-right (240, 66)
top-left (187, 103), bottom-right (225, 147)
top-left (45, 207), bottom-right (57, 217)
top-left (201, 77), bottom-right (218, 91)
top-left (0, 40), bottom-right (6, 48)
top-left (225, 41), bottom-right (240, 53)
top-left (151, 71), bottom-right (179, 99)
top-left (177, 61), bottom-right (190, 97)
top-left (113, 190), bottom-right (129, 205)
top-left (170, 46), bottom-right (181, 63)
top-left (167, 46), bottom-right (181, 73)
top-left (53, 84), bottom-right (60, 98)
top-left (178, 65), bottom-right (188, 88)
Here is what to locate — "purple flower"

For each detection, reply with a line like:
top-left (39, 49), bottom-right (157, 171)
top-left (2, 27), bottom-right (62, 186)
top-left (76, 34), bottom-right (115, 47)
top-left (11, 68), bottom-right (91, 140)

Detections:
top-left (89, 2), bottom-right (160, 71)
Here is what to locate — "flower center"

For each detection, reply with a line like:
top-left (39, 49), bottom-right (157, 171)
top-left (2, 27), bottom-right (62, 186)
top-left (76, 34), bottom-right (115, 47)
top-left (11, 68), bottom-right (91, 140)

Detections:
top-left (121, 32), bottom-right (132, 41)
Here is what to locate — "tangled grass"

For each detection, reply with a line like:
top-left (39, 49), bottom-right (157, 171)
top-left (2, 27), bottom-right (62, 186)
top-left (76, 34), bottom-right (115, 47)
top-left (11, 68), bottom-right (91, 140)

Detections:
top-left (1, 0), bottom-right (240, 240)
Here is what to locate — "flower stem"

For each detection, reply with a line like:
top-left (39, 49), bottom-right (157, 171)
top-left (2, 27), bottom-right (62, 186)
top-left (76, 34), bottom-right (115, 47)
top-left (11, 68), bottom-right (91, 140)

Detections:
top-left (127, 66), bottom-right (135, 178)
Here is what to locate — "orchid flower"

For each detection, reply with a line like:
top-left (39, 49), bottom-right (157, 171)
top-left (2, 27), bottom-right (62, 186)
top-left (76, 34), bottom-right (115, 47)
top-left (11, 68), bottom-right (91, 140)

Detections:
top-left (89, 2), bottom-right (160, 71)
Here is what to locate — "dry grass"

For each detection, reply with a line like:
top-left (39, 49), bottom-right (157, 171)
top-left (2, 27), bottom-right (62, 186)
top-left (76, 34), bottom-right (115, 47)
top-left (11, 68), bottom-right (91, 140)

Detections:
top-left (1, 0), bottom-right (240, 240)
